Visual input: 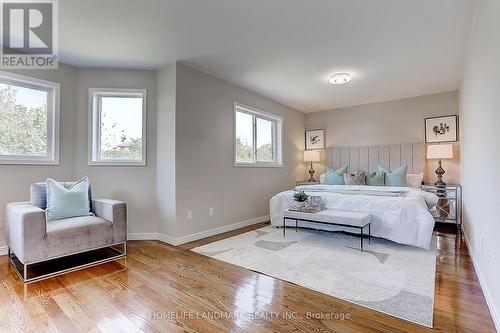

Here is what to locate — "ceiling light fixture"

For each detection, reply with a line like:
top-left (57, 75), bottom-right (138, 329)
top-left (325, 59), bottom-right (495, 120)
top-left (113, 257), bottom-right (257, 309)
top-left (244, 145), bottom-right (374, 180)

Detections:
top-left (329, 73), bottom-right (352, 85)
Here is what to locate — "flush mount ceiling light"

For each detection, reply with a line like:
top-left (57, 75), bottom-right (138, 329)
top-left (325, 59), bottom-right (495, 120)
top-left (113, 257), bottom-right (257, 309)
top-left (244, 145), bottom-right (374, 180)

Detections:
top-left (329, 73), bottom-right (352, 85)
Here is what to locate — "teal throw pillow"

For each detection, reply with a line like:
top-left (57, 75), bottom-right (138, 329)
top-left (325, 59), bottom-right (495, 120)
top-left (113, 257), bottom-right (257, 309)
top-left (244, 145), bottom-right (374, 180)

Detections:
top-left (378, 165), bottom-right (407, 187)
top-left (46, 176), bottom-right (91, 221)
top-left (324, 165), bottom-right (348, 185)
top-left (366, 170), bottom-right (385, 186)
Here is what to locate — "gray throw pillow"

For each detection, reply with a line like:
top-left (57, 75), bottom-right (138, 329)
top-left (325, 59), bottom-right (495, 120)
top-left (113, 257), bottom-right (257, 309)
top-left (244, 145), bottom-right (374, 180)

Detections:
top-left (343, 171), bottom-right (366, 185)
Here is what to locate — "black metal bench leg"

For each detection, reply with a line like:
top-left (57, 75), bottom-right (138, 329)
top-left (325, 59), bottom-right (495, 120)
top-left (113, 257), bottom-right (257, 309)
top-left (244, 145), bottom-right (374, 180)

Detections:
top-left (296, 219), bottom-right (298, 232)
top-left (369, 224), bottom-right (371, 244)
top-left (361, 228), bottom-right (364, 252)
top-left (283, 218), bottom-right (286, 237)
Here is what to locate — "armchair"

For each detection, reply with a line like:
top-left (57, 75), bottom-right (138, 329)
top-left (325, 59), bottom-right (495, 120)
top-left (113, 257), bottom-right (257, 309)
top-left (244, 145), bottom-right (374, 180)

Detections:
top-left (5, 181), bottom-right (127, 283)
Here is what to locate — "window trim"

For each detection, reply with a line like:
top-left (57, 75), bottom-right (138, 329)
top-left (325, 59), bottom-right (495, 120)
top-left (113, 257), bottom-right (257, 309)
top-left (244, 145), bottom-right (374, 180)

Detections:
top-left (88, 88), bottom-right (147, 166)
top-left (0, 71), bottom-right (60, 165)
top-left (233, 102), bottom-right (283, 168)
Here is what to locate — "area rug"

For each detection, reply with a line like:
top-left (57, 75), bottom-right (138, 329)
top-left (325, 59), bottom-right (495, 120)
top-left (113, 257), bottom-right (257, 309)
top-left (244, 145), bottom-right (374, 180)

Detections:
top-left (192, 225), bottom-right (436, 327)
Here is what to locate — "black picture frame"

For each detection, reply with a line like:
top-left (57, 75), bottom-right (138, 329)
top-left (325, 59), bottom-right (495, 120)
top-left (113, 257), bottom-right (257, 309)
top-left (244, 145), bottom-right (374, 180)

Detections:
top-left (305, 129), bottom-right (325, 150)
top-left (424, 115), bottom-right (459, 143)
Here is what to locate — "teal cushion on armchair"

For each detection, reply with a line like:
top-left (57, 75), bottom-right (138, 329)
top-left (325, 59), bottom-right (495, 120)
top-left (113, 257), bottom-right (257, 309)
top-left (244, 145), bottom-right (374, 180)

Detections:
top-left (324, 165), bottom-right (348, 185)
top-left (46, 176), bottom-right (91, 221)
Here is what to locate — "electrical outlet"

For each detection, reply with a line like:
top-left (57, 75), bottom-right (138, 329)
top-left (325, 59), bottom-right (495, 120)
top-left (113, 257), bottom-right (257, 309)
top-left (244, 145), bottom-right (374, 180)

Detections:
top-left (209, 207), bottom-right (214, 216)
top-left (187, 210), bottom-right (192, 220)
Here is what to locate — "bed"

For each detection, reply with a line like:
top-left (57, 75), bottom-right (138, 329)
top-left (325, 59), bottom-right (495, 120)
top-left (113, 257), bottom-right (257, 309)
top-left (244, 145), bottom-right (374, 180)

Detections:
top-left (270, 144), bottom-right (439, 249)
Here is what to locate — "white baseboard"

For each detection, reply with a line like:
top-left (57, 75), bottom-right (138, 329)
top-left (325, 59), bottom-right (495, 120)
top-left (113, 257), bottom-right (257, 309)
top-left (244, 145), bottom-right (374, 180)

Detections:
top-left (1, 216), bottom-right (267, 257)
top-left (126, 215), bottom-right (269, 246)
top-left (463, 228), bottom-right (500, 332)
top-left (127, 232), bottom-right (158, 240)
top-left (158, 215), bottom-right (269, 246)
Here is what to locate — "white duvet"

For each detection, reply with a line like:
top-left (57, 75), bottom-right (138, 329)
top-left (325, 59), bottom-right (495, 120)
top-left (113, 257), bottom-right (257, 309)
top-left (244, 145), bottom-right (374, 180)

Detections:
top-left (270, 185), bottom-right (439, 249)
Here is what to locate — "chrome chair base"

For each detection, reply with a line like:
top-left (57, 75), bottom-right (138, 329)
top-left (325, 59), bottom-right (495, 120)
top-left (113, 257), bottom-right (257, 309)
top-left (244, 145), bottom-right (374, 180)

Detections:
top-left (8, 242), bottom-right (127, 284)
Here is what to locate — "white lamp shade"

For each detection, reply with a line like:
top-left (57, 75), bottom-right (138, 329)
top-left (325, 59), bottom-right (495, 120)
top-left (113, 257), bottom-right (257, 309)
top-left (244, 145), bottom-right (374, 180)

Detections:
top-left (427, 144), bottom-right (453, 159)
top-left (304, 150), bottom-right (320, 162)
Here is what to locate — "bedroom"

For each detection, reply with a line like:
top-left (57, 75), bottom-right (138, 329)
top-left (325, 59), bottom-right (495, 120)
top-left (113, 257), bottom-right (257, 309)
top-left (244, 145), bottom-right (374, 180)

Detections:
top-left (0, 0), bottom-right (498, 332)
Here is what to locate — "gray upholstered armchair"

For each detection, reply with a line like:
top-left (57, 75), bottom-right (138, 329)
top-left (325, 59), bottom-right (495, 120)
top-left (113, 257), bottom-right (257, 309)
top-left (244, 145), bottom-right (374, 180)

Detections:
top-left (5, 181), bottom-right (127, 283)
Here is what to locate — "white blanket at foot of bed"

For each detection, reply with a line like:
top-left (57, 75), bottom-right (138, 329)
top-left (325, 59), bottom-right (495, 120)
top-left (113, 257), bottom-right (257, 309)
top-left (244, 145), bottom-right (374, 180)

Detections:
top-left (270, 185), bottom-right (438, 249)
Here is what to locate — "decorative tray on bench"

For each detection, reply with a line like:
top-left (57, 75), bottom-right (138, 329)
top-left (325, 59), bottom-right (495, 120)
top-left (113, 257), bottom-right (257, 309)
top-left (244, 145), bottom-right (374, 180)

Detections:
top-left (288, 205), bottom-right (325, 213)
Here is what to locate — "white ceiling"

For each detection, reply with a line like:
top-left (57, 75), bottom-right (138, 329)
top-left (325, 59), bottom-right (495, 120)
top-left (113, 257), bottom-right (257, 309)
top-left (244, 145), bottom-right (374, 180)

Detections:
top-left (59, 0), bottom-right (478, 112)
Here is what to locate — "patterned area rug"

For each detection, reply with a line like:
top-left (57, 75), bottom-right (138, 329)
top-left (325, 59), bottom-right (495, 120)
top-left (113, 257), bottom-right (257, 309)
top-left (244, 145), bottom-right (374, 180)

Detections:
top-left (192, 226), bottom-right (436, 327)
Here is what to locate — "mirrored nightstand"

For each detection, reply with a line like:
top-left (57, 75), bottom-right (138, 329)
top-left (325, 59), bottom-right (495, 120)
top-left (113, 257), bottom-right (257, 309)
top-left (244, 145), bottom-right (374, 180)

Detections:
top-left (421, 184), bottom-right (462, 231)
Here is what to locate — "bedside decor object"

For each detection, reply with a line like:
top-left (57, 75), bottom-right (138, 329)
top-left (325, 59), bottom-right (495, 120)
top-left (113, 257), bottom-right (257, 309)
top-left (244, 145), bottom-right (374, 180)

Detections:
top-left (289, 194), bottom-right (324, 213)
top-left (304, 150), bottom-right (320, 182)
top-left (427, 144), bottom-right (453, 186)
top-left (308, 195), bottom-right (323, 207)
top-left (292, 190), bottom-right (309, 209)
top-left (425, 115), bottom-right (458, 143)
top-left (305, 129), bottom-right (325, 150)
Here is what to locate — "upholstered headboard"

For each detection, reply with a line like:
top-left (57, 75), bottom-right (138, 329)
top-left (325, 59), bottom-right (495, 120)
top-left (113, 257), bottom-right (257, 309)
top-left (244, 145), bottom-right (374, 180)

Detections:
top-left (325, 143), bottom-right (425, 174)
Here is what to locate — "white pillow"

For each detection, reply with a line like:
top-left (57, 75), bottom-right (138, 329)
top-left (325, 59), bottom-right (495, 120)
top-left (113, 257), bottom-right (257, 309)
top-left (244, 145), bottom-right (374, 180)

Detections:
top-left (320, 173), bottom-right (326, 184)
top-left (406, 173), bottom-right (424, 188)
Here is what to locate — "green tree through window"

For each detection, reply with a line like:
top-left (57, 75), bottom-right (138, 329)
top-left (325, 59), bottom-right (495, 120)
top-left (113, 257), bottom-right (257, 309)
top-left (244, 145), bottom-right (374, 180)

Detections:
top-left (234, 104), bottom-right (282, 166)
top-left (0, 85), bottom-right (47, 156)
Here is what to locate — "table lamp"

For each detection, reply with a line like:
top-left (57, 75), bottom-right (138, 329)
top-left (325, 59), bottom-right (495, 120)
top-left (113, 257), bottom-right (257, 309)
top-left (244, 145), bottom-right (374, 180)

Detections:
top-left (426, 144), bottom-right (453, 186)
top-left (304, 150), bottom-right (320, 182)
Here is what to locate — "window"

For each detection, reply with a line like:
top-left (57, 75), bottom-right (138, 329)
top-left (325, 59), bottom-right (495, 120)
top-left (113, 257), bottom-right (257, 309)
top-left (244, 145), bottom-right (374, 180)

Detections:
top-left (0, 72), bottom-right (60, 164)
top-left (234, 102), bottom-right (283, 167)
top-left (89, 88), bottom-right (147, 166)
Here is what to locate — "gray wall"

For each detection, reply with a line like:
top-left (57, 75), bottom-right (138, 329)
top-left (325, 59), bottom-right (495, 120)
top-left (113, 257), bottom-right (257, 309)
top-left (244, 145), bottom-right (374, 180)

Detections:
top-left (305, 91), bottom-right (460, 184)
top-left (156, 64), bottom-right (177, 236)
top-left (460, 0), bottom-right (500, 328)
top-left (0, 62), bottom-right (305, 247)
top-left (0, 64), bottom-right (77, 246)
top-left (173, 63), bottom-right (305, 238)
top-left (0, 65), bottom-right (158, 248)
top-left (74, 68), bottom-right (158, 235)
top-left (1, 62), bottom-right (468, 251)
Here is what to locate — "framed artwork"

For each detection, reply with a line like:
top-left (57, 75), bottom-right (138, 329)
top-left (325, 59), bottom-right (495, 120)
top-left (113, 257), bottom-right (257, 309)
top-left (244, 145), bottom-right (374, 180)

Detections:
top-left (425, 115), bottom-right (458, 143)
top-left (305, 129), bottom-right (325, 150)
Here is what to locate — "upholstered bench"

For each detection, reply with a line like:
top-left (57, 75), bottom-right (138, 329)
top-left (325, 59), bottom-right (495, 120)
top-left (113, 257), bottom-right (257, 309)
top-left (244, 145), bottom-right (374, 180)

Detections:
top-left (283, 209), bottom-right (371, 251)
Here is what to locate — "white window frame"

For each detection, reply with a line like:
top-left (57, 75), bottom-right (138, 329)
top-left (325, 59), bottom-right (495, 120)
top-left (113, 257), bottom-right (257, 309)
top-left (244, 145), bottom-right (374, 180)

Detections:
top-left (0, 71), bottom-right (60, 165)
top-left (88, 88), bottom-right (147, 166)
top-left (233, 102), bottom-right (283, 167)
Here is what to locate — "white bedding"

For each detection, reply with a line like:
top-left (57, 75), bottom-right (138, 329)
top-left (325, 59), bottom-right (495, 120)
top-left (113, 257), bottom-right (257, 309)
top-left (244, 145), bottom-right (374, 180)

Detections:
top-left (270, 185), bottom-right (439, 249)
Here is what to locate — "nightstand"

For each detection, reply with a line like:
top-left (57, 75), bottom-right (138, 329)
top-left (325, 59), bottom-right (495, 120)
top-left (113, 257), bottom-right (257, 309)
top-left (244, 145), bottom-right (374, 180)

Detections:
top-left (296, 181), bottom-right (318, 186)
top-left (421, 184), bottom-right (462, 230)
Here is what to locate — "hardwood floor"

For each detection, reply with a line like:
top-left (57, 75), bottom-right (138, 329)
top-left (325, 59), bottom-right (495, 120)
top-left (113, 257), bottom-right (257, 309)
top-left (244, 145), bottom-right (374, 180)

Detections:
top-left (0, 222), bottom-right (495, 332)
